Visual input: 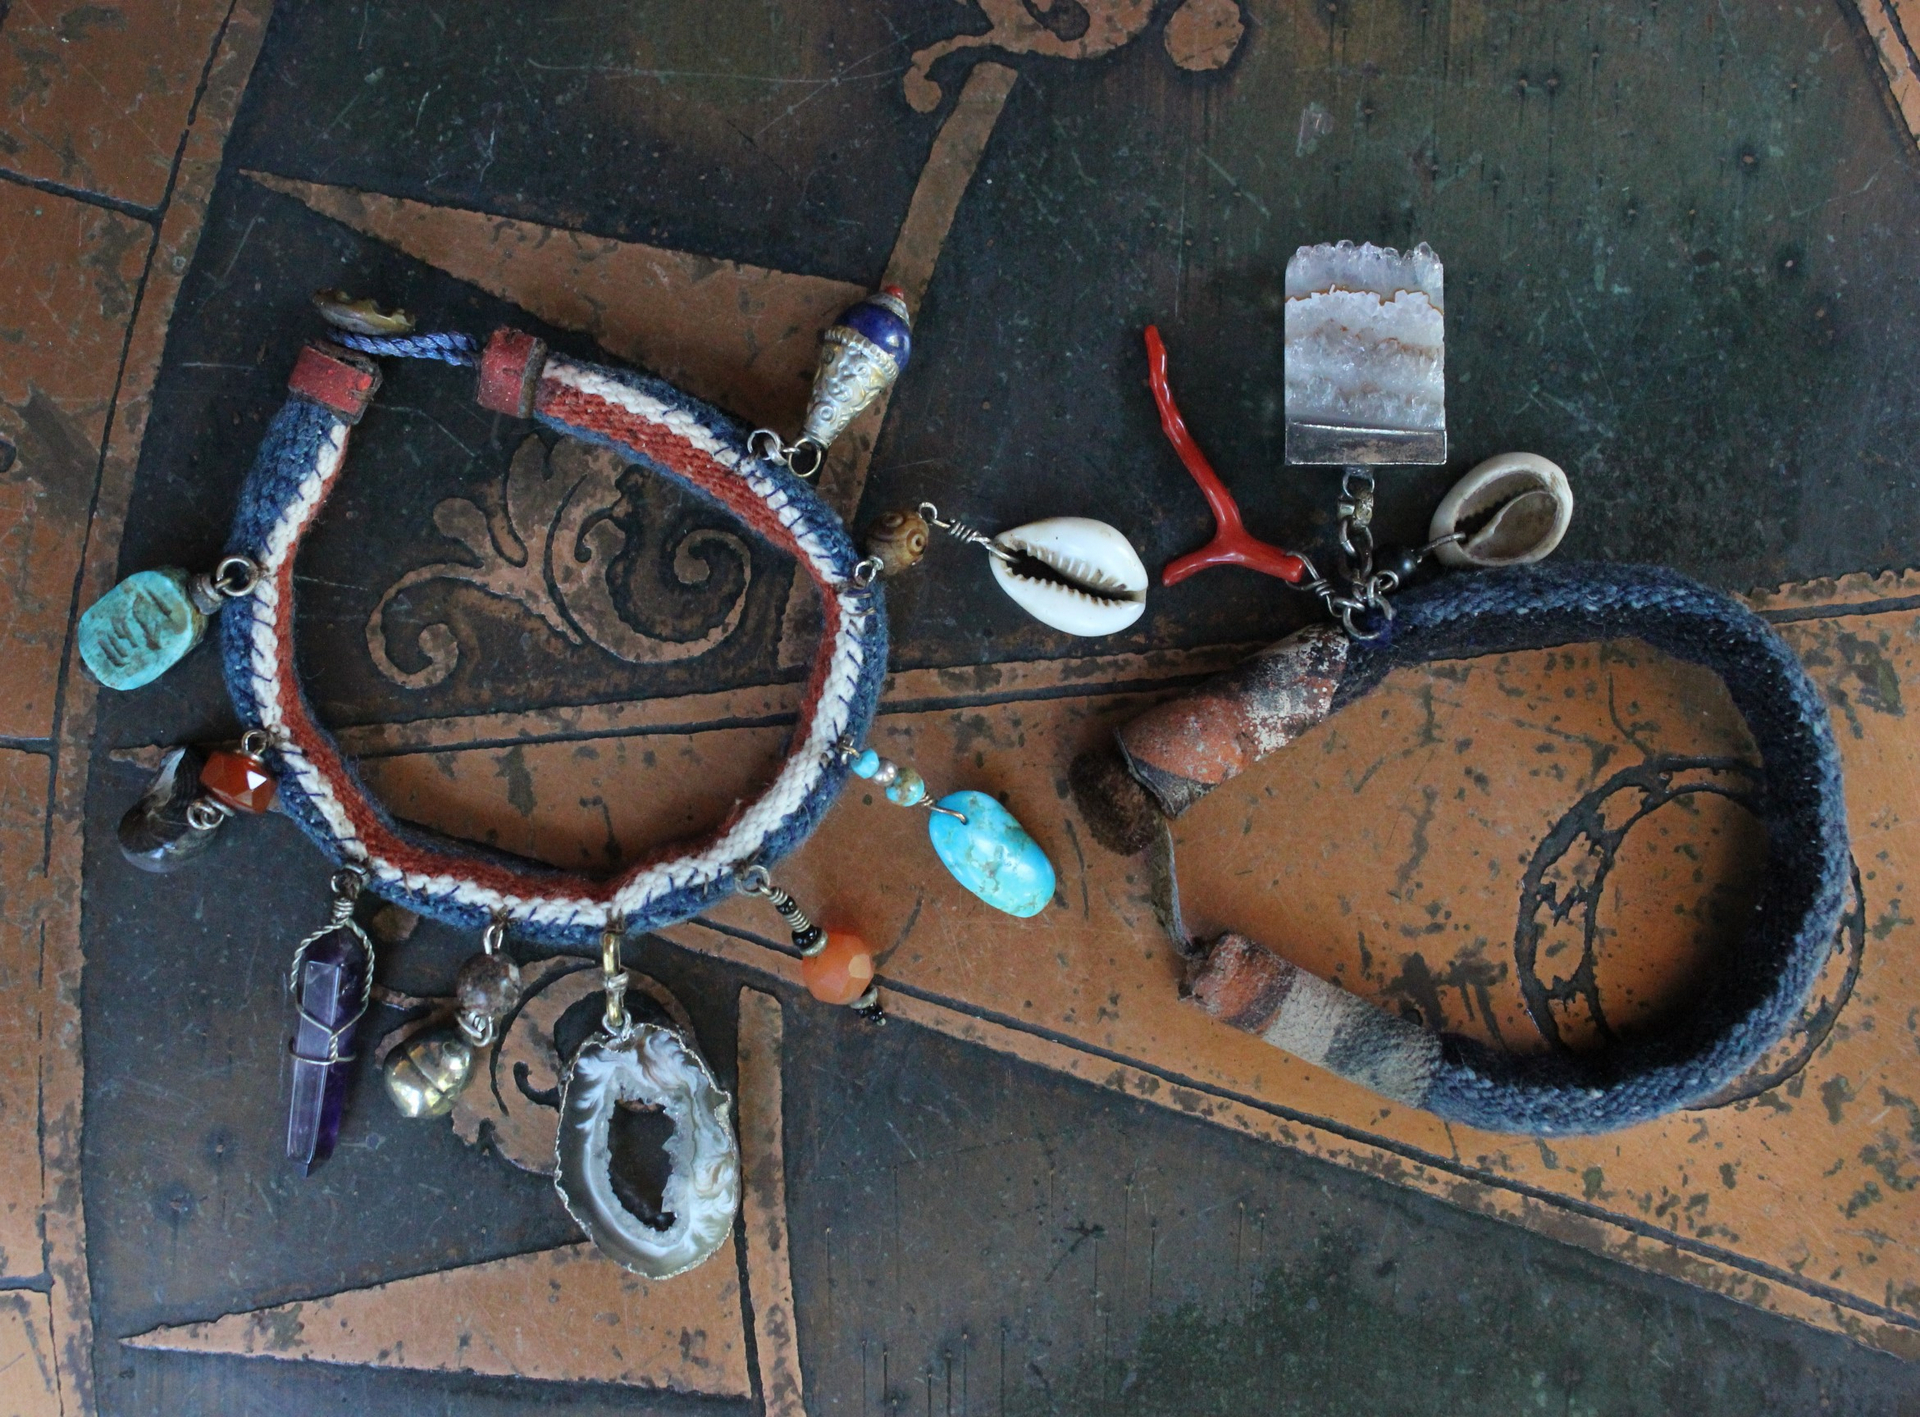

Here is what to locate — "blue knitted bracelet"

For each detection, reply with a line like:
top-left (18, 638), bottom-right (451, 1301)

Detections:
top-left (220, 333), bottom-right (888, 952)
top-left (1081, 562), bottom-right (1849, 1135)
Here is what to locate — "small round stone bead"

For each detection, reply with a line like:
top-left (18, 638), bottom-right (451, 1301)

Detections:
top-left (886, 769), bottom-right (926, 806)
top-left (863, 509), bottom-right (930, 578)
top-left (455, 951), bottom-right (522, 1021)
top-left (850, 749), bottom-right (882, 779)
top-left (800, 931), bottom-right (877, 1006)
top-left (199, 747), bottom-right (278, 814)
top-left (1378, 545), bottom-right (1423, 586)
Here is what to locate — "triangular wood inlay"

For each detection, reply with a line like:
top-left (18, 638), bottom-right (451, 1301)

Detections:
top-left (121, 1242), bottom-right (751, 1397)
top-left (243, 169), bottom-right (860, 434)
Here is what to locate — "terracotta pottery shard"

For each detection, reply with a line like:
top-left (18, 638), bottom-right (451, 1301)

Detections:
top-left (1117, 624), bottom-right (1347, 817)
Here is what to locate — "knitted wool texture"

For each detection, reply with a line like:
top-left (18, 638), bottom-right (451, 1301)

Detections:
top-left (221, 351), bottom-right (887, 952)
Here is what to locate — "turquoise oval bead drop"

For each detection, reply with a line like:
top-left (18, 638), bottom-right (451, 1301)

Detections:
top-left (78, 568), bottom-right (208, 690)
top-left (927, 791), bottom-right (1056, 918)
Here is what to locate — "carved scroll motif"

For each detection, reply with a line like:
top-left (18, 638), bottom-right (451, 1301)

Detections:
top-left (367, 434), bottom-right (750, 689)
top-left (904, 0), bottom-right (1246, 114)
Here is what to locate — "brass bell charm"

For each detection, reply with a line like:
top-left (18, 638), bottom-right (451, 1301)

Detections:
top-left (382, 1026), bottom-right (475, 1119)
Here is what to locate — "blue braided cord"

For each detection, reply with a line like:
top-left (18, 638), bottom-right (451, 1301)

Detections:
top-left (1334, 562), bottom-right (1850, 1135)
top-left (328, 330), bottom-right (479, 366)
top-left (221, 354), bottom-right (887, 953)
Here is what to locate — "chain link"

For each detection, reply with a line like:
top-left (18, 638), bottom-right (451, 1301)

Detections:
top-left (748, 429), bottom-right (824, 478)
top-left (1304, 468), bottom-right (1393, 640)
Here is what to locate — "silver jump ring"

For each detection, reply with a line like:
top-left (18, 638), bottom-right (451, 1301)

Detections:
top-left (185, 798), bottom-right (231, 832)
top-left (786, 440), bottom-right (823, 479)
top-left (214, 555), bottom-right (260, 597)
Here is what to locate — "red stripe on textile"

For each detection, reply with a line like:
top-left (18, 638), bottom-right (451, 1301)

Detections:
top-left (268, 383), bottom-right (849, 913)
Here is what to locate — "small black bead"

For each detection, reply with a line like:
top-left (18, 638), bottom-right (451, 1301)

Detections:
top-left (1380, 546), bottom-right (1423, 585)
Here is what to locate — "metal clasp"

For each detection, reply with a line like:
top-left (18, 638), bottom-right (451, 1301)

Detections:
top-left (600, 918), bottom-right (630, 1037)
top-left (312, 290), bottom-right (416, 336)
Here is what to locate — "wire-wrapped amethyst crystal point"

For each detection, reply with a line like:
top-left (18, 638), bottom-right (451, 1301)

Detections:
top-left (286, 923), bottom-right (371, 1175)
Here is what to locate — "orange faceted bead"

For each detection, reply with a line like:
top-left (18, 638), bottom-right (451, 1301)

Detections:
top-left (800, 931), bottom-right (876, 1006)
top-left (200, 748), bottom-right (277, 814)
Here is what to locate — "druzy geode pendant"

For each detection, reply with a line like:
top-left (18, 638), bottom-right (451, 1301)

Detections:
top-left (554, 1019), bottom-right (741, 1279)
top-left (1283, 241), bottom-right (1446, 466)
top-left (799, 286), bottom-right (912, 452)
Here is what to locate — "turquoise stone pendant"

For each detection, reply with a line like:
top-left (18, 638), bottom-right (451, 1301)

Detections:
top-left (927, 790), bottom-right (1056, 918)
top-left (78, 568), bottom-right (211, 690)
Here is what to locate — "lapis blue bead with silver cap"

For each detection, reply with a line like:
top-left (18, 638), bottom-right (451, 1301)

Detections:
top-left (833, 286), bottom-right (912, 369)
top-left (798, 285), bottom-right (914, 454)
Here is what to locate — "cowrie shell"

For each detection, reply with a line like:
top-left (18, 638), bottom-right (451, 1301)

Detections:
top-left (1429, 452), bottom-right (1573, 568)
top-left (989, 517), bottom-right (1148, 637)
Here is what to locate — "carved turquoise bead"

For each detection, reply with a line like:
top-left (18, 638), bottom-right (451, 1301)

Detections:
top-left (927, 791), bottom-right (1056, 919)
top-left (78, 568), bottom-right (208, 690)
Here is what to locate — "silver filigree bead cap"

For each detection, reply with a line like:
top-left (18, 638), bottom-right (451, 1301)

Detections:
top-left (799, 287), bottom-right (913, 452)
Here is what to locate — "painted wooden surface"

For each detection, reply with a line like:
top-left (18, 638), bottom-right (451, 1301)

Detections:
top-left (9, 0), bottom-right (1920, 1412)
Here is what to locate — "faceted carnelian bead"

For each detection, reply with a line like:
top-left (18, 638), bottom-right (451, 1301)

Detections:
top-left (799, 931), bottom-right (876, 1006)
top-left (199, 748), bottom-right (278, 814)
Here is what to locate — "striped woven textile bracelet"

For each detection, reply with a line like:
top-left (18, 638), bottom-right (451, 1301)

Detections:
top-left (221, 329), bottom-right (888, 951)
top-left (1071, 562), bottom-right (1851, 1135)
top-left (81, 295), bottom-right (915, 1230)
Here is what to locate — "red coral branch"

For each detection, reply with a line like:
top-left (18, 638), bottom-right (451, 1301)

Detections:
top-left (1146, 325), bottom-right (1309, 587)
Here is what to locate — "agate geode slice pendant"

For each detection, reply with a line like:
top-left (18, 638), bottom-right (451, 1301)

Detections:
top-left (1283, 241), bottom-right (1446, 465)
top-left (554, 1020), bottom-right (741, 1278)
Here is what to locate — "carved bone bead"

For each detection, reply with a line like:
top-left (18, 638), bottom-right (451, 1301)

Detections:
top-left (863, 509), bottom-right (930, 577)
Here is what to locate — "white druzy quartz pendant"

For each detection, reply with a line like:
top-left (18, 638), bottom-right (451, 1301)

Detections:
top-left (1284, 241), bottom-right (1446, 465)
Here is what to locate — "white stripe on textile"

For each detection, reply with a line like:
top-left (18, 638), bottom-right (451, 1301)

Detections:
top-left (245, 379), bottom-right (871, 930)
